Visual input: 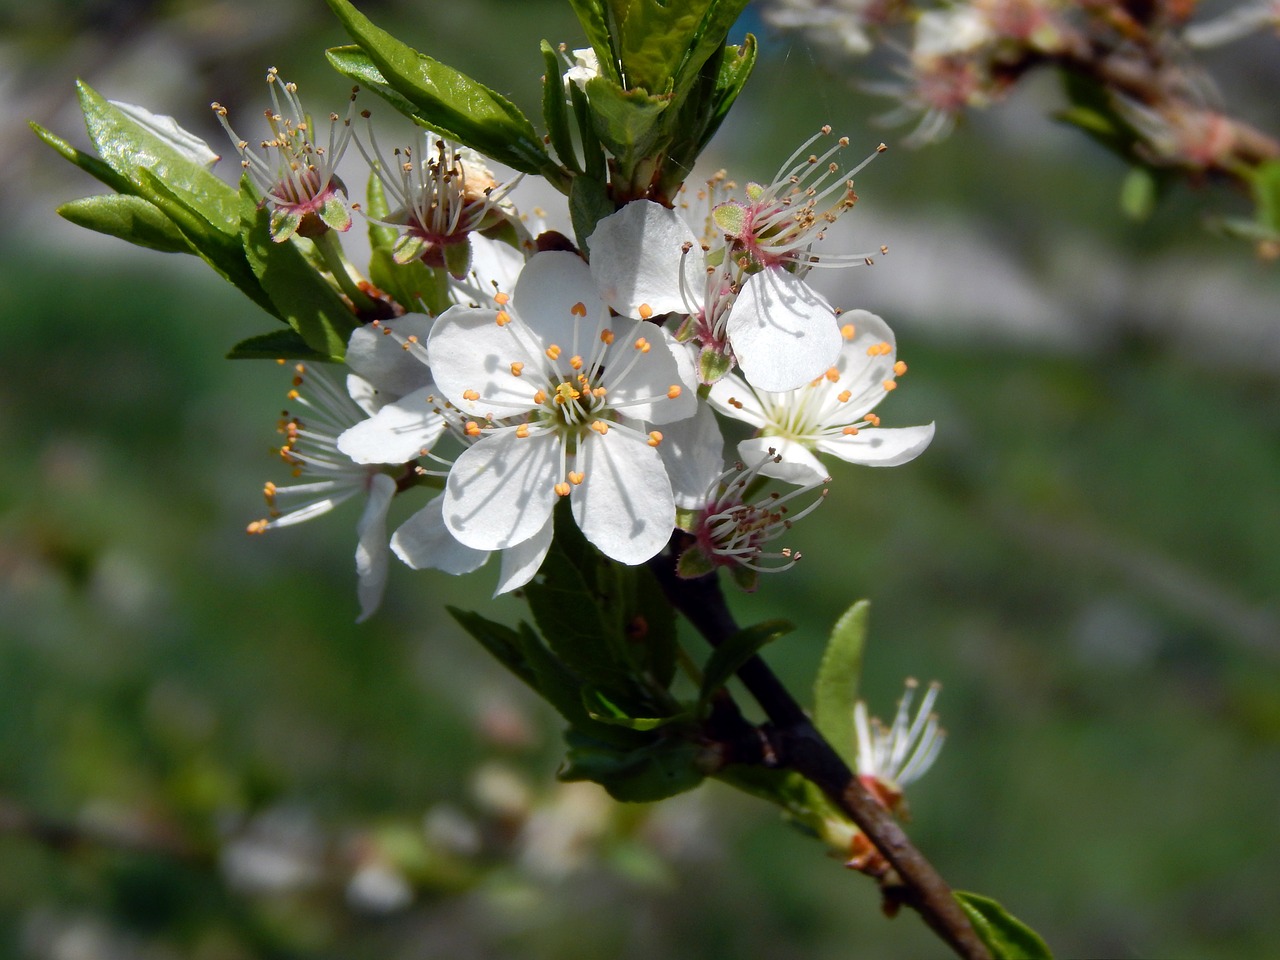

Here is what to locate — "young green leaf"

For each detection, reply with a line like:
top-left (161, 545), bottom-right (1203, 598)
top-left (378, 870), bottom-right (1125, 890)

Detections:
top-left (569, 174), bottom-right (616, 253)
top-left (541, 41), bottom-right (582, 174)
top-left (581, 688), bottom-right (685, 731)
top-left (324, 0), bottom-right (550, 175)
top-left (812, 599), bottom-right (868, 769)
top-left (565, 0), bottom-right (622, 85)
top-left (30, 121), bottom-right (133, 195)
top-left (699, 620), bottom-right (793, 704)
top-left (616, 0), bottom-right (715, 95)
top-left (57, 194), bottom-right (193, 254)
top-left (561, 728), bottom-right (708, 802)
top-left (226, 329), bottom-right (334, 361)
top-left (583, 75), bottom-right (669, 168)
top-left (954, 891), bottom-right (1054, 960)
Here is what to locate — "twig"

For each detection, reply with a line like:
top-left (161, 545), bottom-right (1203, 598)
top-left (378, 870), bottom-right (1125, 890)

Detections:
top-left (648, 549), bottom-right (991, 960)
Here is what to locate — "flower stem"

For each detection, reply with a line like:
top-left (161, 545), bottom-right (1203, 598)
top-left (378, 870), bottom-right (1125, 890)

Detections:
top-left (312, 229), bottom-right (379, 314)
top-left (648, 546), bottom-right (991, 960)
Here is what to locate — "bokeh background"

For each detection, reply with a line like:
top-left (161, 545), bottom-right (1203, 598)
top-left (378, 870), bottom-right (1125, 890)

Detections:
top-left (3, 1), bottom-right (1279, 957)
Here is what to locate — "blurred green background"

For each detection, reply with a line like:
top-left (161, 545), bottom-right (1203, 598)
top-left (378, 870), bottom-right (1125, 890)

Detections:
top-left (3, 1), bottom-right (1279, 957)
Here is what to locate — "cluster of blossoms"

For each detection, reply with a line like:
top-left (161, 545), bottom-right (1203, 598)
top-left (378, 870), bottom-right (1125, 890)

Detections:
top-left (217, 71), bottom-right (934, 620)
top-left (761, 0), bottom-right (1279, 168)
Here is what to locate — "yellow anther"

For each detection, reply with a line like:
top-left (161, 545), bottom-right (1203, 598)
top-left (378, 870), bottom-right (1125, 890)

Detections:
top-left (894, 360), bottom-right (908, 376)
top-left (593, 386), bottom-right (607, 398)
top-left (600, 329), bottom-right (615, 345)
top-left (275, 358), bottom-right (286, 365)
top-left (515, 423), bottom-right (530, 439)
top-left (837, 390), bottom-right (852, 403)
top-left (495, 310), bottom-right (512, 326)
top-left (263, 481), bottom-right (277, 498)
top-left (634, 337), bottom-right (651, 353)
top-left (568, 471), bottom-right (585, 485)
top-left (570, 355), bottom-right (583, 370)
top-left (465, 421), bottom-right (482, 437)
top-left (842, 426), bottom-right (860, 436)
top-left (638, 303), bottom-right (654, 320)
top-left (647, 431), bottom-right (663, 447)
top-left (840, 323), bottom-right (857, 340)
top-left (463, 389), bottom-right (480, 401)
top-left (867, 341), bottom-right (892, 357)
top-left (824, 366), bottom-right (840, 383)
top-left (287, 389), bottom-right (300, 400)
top-left (546, 344), bottom-right (562, 360)
top-left (865, 413), bottom-right (881, 427)
top-left (533, 389), bottom-right (547, 405)
top-left (247, 519), bottom-right (269, 535)
top-left (590, 420), bottom-right (610, 435)
top-left (510, 361), bottom-right (524, 376)
top-left (553, 382), bottom-right (580, 404)
top-left (406, 335), bottom-right (418, 344)
top-left (554, 481), bottom-right (571, 497)
top-left (494, 291), bottom-right (510, 305)
top-left (570, 301), bottom-right (587, 317)
top-left (727, 396), bottom-right (744, 410)
top-left (666, 385), bottom-right (682, 400)
top-left (883, 379), bottom-right (897, 391)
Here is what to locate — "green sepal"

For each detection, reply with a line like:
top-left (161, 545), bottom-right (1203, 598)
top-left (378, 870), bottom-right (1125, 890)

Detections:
top-left (812, 600), bottom-right (868, 769)
top-left (541, 40), bottom-right (582, 174)
top-left (1120, 166), bottom-right (1158, 221)
top-left (317, 192), bottom-right (353, 234)
top-left (676, 544), bottom-right (715, 580)
top-left (712, 199), bottom-right (746, 235)
top-left (561, 728), bottom-right (708, 802)
top-left (392, 232), bottom-right (429, 265)
top-left (698, 348), bottom-right (735, 384)
top-left (569, 174), bottom-right (616, 254)
top-left (1251, 158), bottom-right (1280, 234)
top-left (57, 194), bottom-right (193, 254)
top-left (323, 0), bottom-right (551, 176)
top-left (75, 81), bottom-right (237, 232)
top-left (698, 619), bottom-right (792, 705)
top-left (954, 892), bottom-right (1054, 960)
top-left (442, 237), bottom-right (472, 279)
top-left (727, 563), bottom-right (759, 592)
top-left (269, 207), bottom-right (303, 243)
top-left (226, 329), bottom-right (333, 361)
top-left (240, 178), bottom-right (357, 360)
top-left (582, 688), bottom-right (686, 731)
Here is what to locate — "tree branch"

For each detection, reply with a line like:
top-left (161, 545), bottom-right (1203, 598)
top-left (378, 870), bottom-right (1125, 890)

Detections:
top-left (649, 549), bottom-right (991, 960)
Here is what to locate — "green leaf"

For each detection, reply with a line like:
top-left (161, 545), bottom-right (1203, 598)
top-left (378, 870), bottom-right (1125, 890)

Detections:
top-left (566, 0), bottom-right (623, 85)
top-left (57, 194), bottom-right (193, 254)
top-left (699, 620), bottom-right (792, 704)
top-left (617, 0), bottom-right (715, 95)
top-left (240, 179), bottom-right (358, 359)
top-left (954, 892), bottom-right (1053, 959)
top-left (583, 75), bottom-right (670, 167)
top-left (30, 121), bottom-right (132, 194)
top-left (561, 728), bottom-right (708, 802)
top-left (76, 82), bottom-right (237, 231)
top-left (448, 608), bottom-right (541, 690)
top-left (324, 0), bottom-right (550, 175)
top-left (582, 688), bottom-right (684, 731)
top-left (628, 564), bottom-right (678, 690)
top-left (691, 34), bottom-right (755, 158)
top-left (1251, 159), bottom-right (1280, 233)
top-left (570, 175), bottom-right (616, 253)
top-left (541, 41), bottom-right (581, 174)
top-left (812, 600), bottom-right (868, 768)
top-left (226, 329), bottom-right (333, 361)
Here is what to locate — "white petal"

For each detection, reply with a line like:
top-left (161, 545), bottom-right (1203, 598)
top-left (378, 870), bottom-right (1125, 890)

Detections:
top-left (493, 517), bottom-right (554, 595)
top-left (706, 371), bottom-right (769, 428)
top-left (815, 423), bottom-right (936, 467)
top-left (657, 402), bottom-right (725, 508)
top-left (337, 385), bottom-right (447, 464)
top-left (390, 493), bottom-right (489, 574)
top-left (428, 305), bottom-right (537, 414)
top-left (346, 374), bottom-right (382, 416)
top-left (444, 432), bottom-right (560, 550)
top-left (830, 309), bottom-right (900, 417)
top-left (355, 474), bottom-right (396, 623)
top-left (587, 201), bottom-right (703, 316)
top-left (573, 430), bottom-right (674, 564)
top-left (465, 234), bottom-right (527, 294)
top-left (737, 436), bottom-right (828, 486)
top-left (603, 318), bottom-right (694, 424)
top-left (512, 251), bottom-right (610, 358)
top-left (345, 315), bottom-right (434, 398)
top-left (729, 269), bottom-right (841, 392)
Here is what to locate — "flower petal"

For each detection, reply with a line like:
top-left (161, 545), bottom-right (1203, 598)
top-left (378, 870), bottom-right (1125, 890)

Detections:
top-left (736, 436), bottom-right (828, 486)
top-left (729, 269), bottom-right (841, 392)
top-left (815, 423), bottom-right (936, 467)
top-left (346, 315), bottom-right (434, 399)
top-left (657, 402), bottom-right (724, 508)
top-left (587, 200), bottom-right (703, 316)
top-left (337, 384), bottom-right (447, 464)
top-left (444, 431), bottom-right (560, 550)
top-left (602, 317), bottom-right (694, 424)
top-left (428, 305), bottom-right (536, 414)
top-left (493, 515), bottom-right (554, 595)
top-left (573, 430), bottom-right (674, 564)
top-left (706, 371), bottom-right (770, 428)
top-left (831, 309), bottom-right (900, 415)
top-left (512, 251), bottom-right (610, 358)
top-left (355, 474), bottom-right (396, 623)
top-left (390, 493), bottom-right (489, 574)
